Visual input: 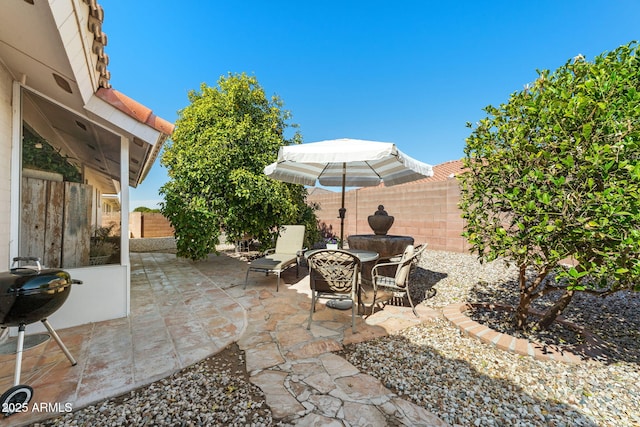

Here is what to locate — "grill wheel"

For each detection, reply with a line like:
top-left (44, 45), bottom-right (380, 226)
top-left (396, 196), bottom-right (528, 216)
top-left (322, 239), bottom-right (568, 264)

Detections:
top-left (1, 384), bottom-right (33, 417)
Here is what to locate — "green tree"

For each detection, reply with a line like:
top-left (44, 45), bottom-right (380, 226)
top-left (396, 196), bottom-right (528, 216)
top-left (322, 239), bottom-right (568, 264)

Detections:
top-left (160, 73), bottom-right (317, 260)
top-left (133, 206), bottom-right (160, 213)
top-left (460, 42), bottom-right (640, 330)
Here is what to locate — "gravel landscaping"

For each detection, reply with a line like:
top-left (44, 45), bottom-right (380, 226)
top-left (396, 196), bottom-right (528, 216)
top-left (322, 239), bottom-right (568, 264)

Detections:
top-left (38, 344), bottom-right (279, 427)
top-left (342, 250), bottom-right (640, 426)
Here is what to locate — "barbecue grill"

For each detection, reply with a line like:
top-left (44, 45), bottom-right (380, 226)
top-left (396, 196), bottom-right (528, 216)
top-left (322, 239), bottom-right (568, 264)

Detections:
top-left (0, 257), bottom-right (81, 417)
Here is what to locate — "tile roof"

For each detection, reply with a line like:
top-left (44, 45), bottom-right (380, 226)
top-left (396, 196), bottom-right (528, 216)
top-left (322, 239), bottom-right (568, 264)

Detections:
top-left (307, 187), bottom-right (334, 196)
top-left (422, 159), bottom-right (466, 183)
top-left (90, 2), bottom-right (173, 136)
top-left (355, 159), bottom-right (466, 192)
top-left (85, 0), bottom-right (110, 88)
top-left (96, 88), bottom-right (175, 135)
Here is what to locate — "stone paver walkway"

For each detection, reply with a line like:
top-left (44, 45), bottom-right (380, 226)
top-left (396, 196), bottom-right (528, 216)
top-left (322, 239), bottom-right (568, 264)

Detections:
top-left (195, 251), bottom-right (448, 425)
top-left (0, 252), bottom-right (448, 426)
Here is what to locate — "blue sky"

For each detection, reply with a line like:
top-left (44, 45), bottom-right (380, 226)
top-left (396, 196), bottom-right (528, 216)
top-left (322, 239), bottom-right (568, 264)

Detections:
top-left (99, 0), bottom-right (640, 209)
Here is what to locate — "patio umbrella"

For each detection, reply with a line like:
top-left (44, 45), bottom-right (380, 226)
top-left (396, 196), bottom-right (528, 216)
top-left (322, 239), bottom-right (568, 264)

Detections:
top-left (264, 138), bottom-right (434, 245)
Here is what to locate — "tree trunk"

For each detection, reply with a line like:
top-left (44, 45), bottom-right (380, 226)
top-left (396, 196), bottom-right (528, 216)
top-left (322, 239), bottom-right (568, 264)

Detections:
top-left (515, 264), bottom-right (530, 330)
top-left (537, 289), bottom-right (574, 330)
top-left (514, 263), bottom-right (556, 331)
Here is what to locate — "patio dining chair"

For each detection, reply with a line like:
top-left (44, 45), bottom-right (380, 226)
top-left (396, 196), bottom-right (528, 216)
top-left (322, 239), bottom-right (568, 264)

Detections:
top-left (244, 225), bottom-right (305, 291)
top-left (370, 243), bottom-right (428, 316)
top-left (306, 249), bottom-right (361, 333)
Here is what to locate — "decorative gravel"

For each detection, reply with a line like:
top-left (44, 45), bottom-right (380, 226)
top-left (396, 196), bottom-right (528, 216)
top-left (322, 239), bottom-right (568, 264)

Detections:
top-left (38, 249), bottom-right (640, 426)
top-left (38, 344), bottom-right (278, 427)
top-left (341, 250), bottom-right (640, 426)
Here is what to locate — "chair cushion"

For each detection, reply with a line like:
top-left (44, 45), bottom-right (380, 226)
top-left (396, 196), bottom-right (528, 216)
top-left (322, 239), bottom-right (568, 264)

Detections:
top-left (274, 225), bottom-right (305, 254)
top-left (395, 245), bottom-right (414, 286)
top-left (250, 253), bottom-right (297, 271)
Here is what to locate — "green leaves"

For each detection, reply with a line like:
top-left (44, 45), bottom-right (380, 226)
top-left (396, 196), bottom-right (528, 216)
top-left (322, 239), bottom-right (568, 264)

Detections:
top-left (160, 73), bottom-right (316, 260)
top-left (567, 267), bottom-right (588, 279)
top-left (460, 41), bottom-right (640, 327)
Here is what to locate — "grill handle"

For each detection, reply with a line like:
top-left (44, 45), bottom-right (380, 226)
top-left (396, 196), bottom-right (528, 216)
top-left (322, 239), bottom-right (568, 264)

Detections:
top-left (11, 257), bottom-right (42, 271)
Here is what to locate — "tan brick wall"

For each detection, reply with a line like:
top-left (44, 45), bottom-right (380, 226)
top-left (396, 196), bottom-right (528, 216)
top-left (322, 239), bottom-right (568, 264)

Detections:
top-left (129, 212), bottom-right (174, 238)
top-left (129, 212), bottom-right (142, 238)
top-left (308, 179), bottom-right (469, 253)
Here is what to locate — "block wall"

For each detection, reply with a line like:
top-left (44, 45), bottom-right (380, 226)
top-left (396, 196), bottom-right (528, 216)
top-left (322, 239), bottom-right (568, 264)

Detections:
top-left (307, 179), bottom-right (469, 253)
top-left (129, 212), bottom-right (174, 238)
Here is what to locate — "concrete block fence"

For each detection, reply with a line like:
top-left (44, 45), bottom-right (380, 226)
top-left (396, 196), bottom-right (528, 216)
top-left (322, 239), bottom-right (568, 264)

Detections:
top-left (307, 178), bottom-right (469, 253)
top-left (119, 165), bottom-right (469, 252)
top-left (129, 212), bottom-right (174, 238)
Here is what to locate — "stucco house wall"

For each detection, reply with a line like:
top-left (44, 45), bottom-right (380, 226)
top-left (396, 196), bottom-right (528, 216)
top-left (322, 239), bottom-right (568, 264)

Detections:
top-left (0, 1), bottom-right (174, 332)
top-left (0, 62), bottom-right (12, 266)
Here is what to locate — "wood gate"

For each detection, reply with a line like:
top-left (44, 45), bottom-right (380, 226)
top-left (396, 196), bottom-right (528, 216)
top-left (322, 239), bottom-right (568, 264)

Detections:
top-left (21, 176), bottom-right (92, 268)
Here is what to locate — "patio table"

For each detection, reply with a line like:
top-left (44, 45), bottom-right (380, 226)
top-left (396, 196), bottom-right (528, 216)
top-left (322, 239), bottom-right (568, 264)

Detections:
top-left (303, 248), bottom-right (379, 263)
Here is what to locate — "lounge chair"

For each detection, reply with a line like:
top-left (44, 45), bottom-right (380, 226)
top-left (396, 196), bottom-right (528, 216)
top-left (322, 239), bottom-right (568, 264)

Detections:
top-left (244, 225), bottom-right (305, 291)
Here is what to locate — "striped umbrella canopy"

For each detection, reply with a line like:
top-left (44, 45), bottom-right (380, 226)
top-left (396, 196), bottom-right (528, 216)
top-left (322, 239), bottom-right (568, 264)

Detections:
top-left (264, 138), bottom-right (434, 245)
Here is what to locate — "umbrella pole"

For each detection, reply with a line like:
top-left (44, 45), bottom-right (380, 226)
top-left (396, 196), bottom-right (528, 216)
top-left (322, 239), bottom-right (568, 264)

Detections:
top-left (339, 162), bottom-right (346, 248)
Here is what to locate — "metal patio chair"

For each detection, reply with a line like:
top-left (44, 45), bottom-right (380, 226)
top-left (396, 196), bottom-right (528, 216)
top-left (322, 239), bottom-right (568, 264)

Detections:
top-left (370, 243), bottom-right (427, 316)
top-left (306, 249), bottom-right (361, 333)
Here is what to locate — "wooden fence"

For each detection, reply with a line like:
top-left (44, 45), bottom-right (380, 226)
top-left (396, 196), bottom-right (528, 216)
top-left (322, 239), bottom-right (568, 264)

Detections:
top-left (21, 177), bottom-right (92, 267)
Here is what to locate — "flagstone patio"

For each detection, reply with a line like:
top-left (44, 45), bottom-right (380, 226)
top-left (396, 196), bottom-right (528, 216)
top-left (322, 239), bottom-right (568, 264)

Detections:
top-left (0, 251), bottom-right (446, 426)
